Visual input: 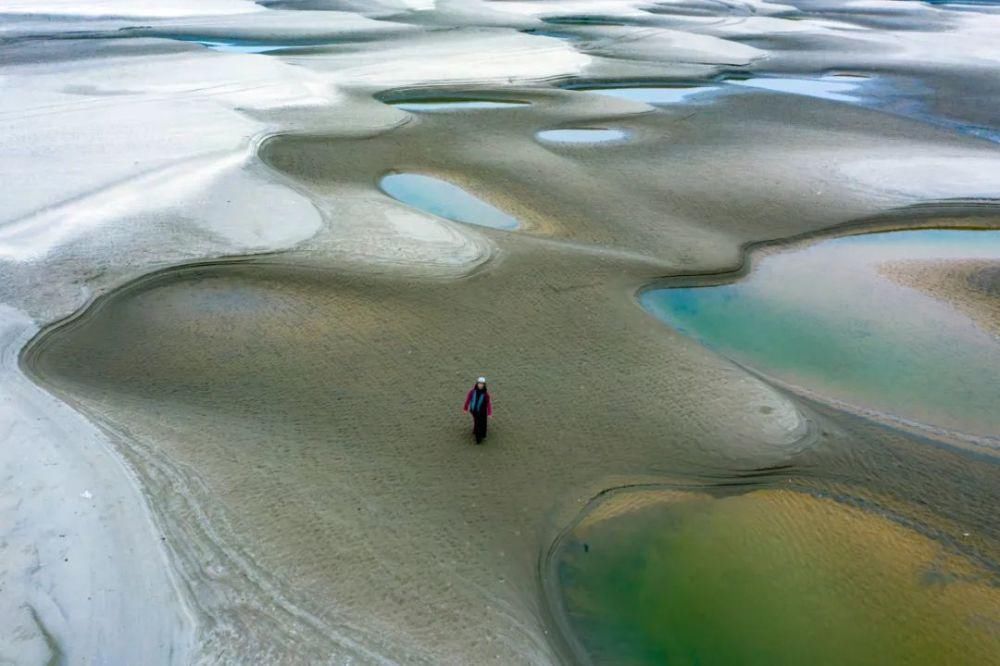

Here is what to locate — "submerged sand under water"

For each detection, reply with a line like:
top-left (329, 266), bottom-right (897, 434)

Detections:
top-left (880, 258), bottom-right (1000, 335)
top-left (551, 487), bottom-right (1000, 665)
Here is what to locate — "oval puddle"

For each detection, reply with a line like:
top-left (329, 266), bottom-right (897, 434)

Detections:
top-left (566, 83), bottom-right (720, 105)
top-left (536, 128), bottom-right (629, 143)
top-left (379, 173), bottom-right (519, 230)
top-left (386, 98), bottom-right (529, 112)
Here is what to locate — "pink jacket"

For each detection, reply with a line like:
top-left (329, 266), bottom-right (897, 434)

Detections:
top-left (463, 388), bottom-right (492, 416)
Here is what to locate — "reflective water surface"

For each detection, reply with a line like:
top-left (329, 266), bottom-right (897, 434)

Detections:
top-left (730, 73), bottom-right (870, 102)
top-left (379, 173), bottom-right (519, 229)
top-left (573, 84), bottom-right (720, 105)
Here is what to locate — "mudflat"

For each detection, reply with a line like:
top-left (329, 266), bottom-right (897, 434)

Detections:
top-left (4, 0), bottom-right (1000, 662)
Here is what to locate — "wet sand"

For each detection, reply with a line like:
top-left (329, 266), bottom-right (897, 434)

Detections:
top-left (3, 0), bottom-right (1000, 662)
top-left (20, 214), bottom-right (1000, 662)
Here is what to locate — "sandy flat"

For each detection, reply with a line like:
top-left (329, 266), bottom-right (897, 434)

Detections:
top-left (880, 259), bottom-right (1000, 335)
top-left (3, 0), bottom-right (1000, 662)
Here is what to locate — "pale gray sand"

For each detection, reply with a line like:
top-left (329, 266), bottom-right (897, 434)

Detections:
top-left (3, 0), bottom-right (1000, 663)
top-left (0, 306), bottom-right (194, 664)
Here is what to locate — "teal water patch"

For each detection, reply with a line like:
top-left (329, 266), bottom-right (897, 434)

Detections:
top-left (379, 173), bottom-right (519, 230)
top-left (387, 99), bottom-right (528, 112)
top-left (536, 128), bottom-right (629, 143)
top-left (640, 229), bottom-right (1000, 441)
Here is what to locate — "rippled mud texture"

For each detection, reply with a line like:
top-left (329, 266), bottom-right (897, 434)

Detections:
top-left (642, 228), bottom-right (1000, 449)
top-left (551, 488), bottom-right (1000, 666)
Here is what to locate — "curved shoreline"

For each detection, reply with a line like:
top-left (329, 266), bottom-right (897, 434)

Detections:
top-left (0, 306), bottom-right (196, 664)
top-left (634, 211), bottom-right (1000, 455)
top-left (17, 283), bottom-right (405, 664)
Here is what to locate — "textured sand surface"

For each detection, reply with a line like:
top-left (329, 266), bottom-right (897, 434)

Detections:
top-left (3, 0), bottom-right (1000, 662)
top-left (880, 259), bottom-right (1000, 335)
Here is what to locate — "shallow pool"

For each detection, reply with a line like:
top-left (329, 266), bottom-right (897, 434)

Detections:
top-left (641, 229), bottom-right (1000, 443)
top-left (552, 488), bottom-right (1000, 665)
top-left (572, 84), bottom-right (720, 105)
top-left (729, 73), bottom-right (869, 102)
top-left (536, 128), bottom-right (629, 143)
top-left (379, 173), bottom-right (519, 230)
top-left (387, 98), bottom-right (528, 112)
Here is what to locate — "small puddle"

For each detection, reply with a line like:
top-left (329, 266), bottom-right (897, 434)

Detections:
top-left (562, 73), bottom-right (872, 107)
top-left (729, 73), bottom-right (869, 102)
top-left (569, 84), bottom-right (720, 105)
top-left (164, 35), bottom-right (327, 53)
top-left (379, 173), bottom-right (519, 230)
top-left (385, 98), bottom-right (529, 112)
top-left (536, 128), bottom-right (629, 143)
top-left (549, 487), bottom-right (1000, 665)
top-left (640, 229), bottom-right (1000, 443)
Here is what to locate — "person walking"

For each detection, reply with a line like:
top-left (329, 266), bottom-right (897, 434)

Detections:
top-left (463, 376), bottom-right (493, 444)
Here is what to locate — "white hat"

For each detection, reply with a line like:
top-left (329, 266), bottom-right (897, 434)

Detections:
top-left (477, 376), bottom-right (486, 383)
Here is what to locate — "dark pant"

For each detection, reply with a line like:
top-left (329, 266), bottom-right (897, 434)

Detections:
top-left (472, 410), bottom-right (488, 443)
